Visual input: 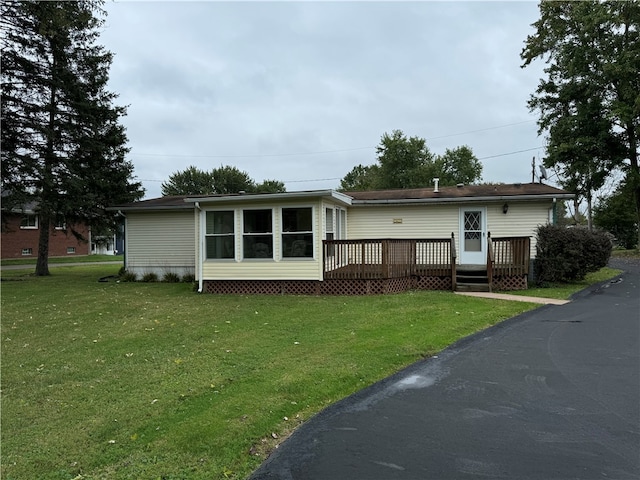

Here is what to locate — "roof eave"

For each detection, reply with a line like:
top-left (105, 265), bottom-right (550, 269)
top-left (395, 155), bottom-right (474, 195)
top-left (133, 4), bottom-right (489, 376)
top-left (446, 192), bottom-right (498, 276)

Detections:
top-left (185, 190), bottom-right (353, 206)
top-left (105, 205), bottom-right (194, 212)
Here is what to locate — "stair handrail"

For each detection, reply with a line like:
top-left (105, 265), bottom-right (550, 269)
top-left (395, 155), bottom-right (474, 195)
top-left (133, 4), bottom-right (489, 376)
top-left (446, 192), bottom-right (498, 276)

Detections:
top-left (486, 231), bottom-right (494, 292)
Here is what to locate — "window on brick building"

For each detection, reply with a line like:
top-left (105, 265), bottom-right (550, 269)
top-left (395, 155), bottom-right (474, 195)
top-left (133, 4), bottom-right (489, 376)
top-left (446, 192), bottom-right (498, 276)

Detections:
top-left (20, 214), bottom-right (37, 229)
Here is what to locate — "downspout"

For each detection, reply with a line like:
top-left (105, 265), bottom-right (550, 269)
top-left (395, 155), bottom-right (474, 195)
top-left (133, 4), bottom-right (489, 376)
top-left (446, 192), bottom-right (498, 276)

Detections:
top-left (552, 197), bottom-right (557, 225)
top-left (118, 210), bottom-right (127, 270)
top-left (195, 202), bottom-right (204, 293)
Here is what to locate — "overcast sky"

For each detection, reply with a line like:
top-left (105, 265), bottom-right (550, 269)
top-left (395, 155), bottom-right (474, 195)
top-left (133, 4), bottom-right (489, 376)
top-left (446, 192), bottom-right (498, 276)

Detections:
top-left (99, 1), bottom-right (550, 200)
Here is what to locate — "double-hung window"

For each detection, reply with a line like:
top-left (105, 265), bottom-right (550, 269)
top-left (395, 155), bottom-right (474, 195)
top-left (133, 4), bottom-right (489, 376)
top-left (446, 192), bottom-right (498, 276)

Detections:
top-left (206, 211), bottom-right (235, 259)
top-left (243, 209), bottom-right (273, 259)
top-left (282, 207), bottom-right (313, 258)
top-left (20, 214), bottom-right (37, 229)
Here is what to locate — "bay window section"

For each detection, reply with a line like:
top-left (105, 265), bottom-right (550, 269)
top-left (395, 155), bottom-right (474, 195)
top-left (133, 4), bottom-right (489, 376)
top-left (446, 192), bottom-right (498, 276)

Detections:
top-left (205, 211), bottom-right (235, 259)
top-left (243, 209), bottom-right (273, 259)
top-left (282, 207), bottom-right (313, 258)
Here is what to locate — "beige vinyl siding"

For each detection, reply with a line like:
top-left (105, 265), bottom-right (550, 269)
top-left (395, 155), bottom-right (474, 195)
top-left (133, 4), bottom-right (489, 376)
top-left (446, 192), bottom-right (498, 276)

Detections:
top-left (125, 211), bottom-right (195, 277)
top-left (485, 201), bottom-right (551, 258)
top-left (201, 199), bottom-right (329, 281)
top-left (348, 204), bottom-right (459, 240)
top-left (348, 200), bottom-right (553, 260)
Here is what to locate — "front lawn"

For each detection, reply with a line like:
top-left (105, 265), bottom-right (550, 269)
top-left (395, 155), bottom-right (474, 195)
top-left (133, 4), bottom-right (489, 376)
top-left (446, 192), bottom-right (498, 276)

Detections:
top-left (1, 265), bottom-right (537, 480)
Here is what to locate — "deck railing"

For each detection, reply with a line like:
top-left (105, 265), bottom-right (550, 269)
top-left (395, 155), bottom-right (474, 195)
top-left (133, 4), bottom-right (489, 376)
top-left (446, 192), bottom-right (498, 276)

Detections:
top-left (487, 235), bottom-right (531, 278)
top-left (323, 237), bottom-right (455, 282)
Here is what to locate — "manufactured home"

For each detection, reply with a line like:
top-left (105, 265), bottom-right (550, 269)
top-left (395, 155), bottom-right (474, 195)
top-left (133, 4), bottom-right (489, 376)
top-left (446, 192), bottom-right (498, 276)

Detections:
top-left (109, 183), bottom-right (573, 294)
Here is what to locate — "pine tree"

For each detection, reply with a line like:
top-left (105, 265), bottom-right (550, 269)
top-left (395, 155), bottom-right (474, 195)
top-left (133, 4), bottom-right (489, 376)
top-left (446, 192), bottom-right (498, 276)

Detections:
top-left (1, 0), bottom-right (144, 275)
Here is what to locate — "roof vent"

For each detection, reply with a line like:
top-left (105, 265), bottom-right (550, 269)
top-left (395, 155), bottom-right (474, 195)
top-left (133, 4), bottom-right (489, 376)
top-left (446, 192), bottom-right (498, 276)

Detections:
top-left (433, 177), bottom-right (440, 193)
top-left (456, 183), bottom-right (464, 188)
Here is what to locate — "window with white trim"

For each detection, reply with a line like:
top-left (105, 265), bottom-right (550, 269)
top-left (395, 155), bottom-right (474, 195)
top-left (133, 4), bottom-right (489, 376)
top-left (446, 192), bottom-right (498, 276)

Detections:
top-left (55, 217), bottom-right (66, 230)
top-left (67, 247), bottom-right (76, 254)
top-left (282, 207), bottom-right (313, 258)
top-left (206, 211), bottom-right (235, 259)
top-left (243, 209), bottom-right (273, 259)
top-left (20, 214), bottom-right (37, 229)
top-left (21, 248), bottom-right (33, 256)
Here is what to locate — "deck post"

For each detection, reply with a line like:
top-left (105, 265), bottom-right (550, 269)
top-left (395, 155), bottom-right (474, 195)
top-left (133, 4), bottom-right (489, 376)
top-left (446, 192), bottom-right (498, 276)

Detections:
top-left (450, 232), bottom-right (457, 291)
top-left (487, 231), bottom-right (494, 292)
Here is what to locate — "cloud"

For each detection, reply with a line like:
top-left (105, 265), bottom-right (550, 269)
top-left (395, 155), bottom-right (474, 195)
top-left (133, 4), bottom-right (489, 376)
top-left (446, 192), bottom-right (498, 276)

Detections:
top-left (100, 1), bottom-right (547, 199)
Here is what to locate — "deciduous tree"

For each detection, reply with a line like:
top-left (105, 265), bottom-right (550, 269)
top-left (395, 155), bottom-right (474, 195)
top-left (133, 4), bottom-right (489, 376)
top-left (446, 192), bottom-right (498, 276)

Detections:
top-left (161, 165), bottom-right (285, 195)
top-left (521, 0), bottom-right (640, 242)
top-left (339, 131), bottom-right (482, 191)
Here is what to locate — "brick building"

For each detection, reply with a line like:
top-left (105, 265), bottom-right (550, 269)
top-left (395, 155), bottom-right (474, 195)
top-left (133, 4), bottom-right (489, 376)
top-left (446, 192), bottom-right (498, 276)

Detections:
top-left (1, 211), bottom-right (90, 259)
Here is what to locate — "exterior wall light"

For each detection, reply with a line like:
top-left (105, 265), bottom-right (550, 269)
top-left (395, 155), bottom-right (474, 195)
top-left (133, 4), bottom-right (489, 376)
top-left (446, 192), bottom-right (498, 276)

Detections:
top-left (503, 203), bottom-right (509, 214)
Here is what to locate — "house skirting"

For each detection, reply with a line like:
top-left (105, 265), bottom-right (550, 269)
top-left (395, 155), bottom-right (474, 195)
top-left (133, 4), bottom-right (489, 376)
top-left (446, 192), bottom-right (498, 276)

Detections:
top-left (492, 275), bottom-right (528, 291)
top-left (202, 275), bottom-right (453, 295)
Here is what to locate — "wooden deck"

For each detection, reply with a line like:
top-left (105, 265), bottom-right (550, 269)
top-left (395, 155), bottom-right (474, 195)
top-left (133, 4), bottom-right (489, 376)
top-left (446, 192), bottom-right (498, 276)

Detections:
top-left (323, 235), bottom-right (531, 292)
top-left (323, 237), bottom-right (456, 282)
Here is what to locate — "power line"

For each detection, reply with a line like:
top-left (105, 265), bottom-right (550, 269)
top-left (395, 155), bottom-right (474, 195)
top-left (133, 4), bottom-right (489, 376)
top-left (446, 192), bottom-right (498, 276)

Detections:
top-left (477, 146), bottom-right (543, 160)
top-left (425, 120), bottom-right (535, 141)
top-left (138, 147), bottom-right (545, 185)
top-left (128, 120), bottom-right (538, 160)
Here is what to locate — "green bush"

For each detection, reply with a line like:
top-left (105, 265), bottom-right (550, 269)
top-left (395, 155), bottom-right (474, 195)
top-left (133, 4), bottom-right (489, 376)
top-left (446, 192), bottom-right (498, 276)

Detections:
top-left (162, 272), bottom-right (181, 283)
top-left (182, 273), bottom-right (196, 283)
top-left (534, 225), bottom-right (612, 284)
top-left (140, 272), bottom-right (159, 283)
top-left (120, 271), bottom-right (137, 282)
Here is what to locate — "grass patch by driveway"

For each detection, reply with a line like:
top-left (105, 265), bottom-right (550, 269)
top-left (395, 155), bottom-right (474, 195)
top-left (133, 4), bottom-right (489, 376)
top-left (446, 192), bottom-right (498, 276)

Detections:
top-left (503, 267), bottom-right (622, 300)
top-left (1, 265), bottom-right (539, 480)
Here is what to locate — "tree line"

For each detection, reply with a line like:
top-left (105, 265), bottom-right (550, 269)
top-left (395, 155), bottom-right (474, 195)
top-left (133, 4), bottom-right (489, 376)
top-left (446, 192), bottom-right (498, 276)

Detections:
top-left (163, 130), bottom-right (483, 196)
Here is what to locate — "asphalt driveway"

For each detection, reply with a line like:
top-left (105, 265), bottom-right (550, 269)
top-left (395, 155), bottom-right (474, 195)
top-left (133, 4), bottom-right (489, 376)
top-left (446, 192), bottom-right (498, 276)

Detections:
top-left (250, 259), bottom-right (640, 480)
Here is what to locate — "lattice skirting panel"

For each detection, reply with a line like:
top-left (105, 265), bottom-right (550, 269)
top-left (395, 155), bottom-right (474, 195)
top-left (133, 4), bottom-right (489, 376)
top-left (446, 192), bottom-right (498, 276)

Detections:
top-left (203, 280), bottom-right (320, 295)
top-left (203, 276), bottom-right (453, 296)
top-left (493, 275), bottom-right (528, 291)
top-left (416, 276), bottom-right (452, 291)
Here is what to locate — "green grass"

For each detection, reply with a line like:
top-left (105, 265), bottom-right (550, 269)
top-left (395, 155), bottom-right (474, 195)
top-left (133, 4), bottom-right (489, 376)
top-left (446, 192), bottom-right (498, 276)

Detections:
top-left (1, 254), bottom-right (121, 267)
top-left (1, 265), bottom-right (539, 480)
top-left (503, 267), bottom-right (622, 300)
top-left (611, 248), bottom-right (640, 259)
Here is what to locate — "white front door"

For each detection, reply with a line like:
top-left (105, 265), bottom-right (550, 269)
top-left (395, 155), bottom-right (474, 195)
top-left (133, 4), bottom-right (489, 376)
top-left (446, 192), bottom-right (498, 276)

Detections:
top-left (459, 207), bottom-right (486, 265)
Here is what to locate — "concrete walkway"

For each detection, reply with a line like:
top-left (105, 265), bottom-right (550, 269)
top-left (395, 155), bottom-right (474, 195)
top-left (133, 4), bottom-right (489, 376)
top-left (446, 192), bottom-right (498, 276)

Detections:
top-left (455, 291), bottom-right (570, 305)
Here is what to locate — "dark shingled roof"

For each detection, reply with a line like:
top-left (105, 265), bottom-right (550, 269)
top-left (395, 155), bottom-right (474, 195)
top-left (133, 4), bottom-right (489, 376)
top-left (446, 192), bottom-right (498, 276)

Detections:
top-left (108, 183), bottom-right (572, 211)
top-left (107, 195), bottom-right (196, 211)
top-left (345, 183), bottom-right (572, 202)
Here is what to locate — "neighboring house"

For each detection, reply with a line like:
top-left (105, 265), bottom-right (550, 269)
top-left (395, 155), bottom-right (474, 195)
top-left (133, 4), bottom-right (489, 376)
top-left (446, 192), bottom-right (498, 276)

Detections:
top-left (1, 205), bottom-right (91, 259)
top-left (91, 234), bottom-right (117, 255)
top-left (109, 183), bottom-right (573, 294)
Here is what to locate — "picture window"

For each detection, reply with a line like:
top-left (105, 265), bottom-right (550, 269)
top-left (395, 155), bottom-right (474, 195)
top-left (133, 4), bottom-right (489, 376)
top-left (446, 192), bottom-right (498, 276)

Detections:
top-left (243, 209), bottom-right (273, 259)
top-left (205, 211), bottom-right (235, 259)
